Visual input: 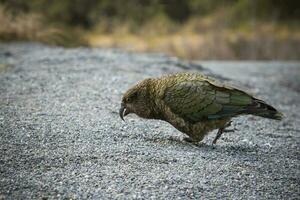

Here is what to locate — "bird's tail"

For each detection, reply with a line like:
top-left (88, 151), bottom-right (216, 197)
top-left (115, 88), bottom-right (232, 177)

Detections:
top-left (247, 99), bottom-right (284, 120)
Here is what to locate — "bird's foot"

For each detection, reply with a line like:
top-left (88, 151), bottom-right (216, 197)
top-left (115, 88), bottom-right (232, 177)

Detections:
top-left (225, 121), bottom-right (233, 128)
top-left (223, 128), bottom-right (236, 133)
top-left (183, 137), bottom-right (196, 143)
top-left (183, 137), bottom-right (200, 145)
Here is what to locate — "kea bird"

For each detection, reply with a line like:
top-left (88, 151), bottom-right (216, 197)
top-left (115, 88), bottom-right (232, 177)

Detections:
top-left (119, 72), bottom-right (283, 144)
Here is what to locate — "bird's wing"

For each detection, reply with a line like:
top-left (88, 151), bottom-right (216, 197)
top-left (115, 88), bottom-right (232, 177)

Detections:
top-left (163, 80), bottom-right (253, 122)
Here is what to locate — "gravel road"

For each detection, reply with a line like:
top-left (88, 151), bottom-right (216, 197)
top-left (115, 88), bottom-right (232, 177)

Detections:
top-left (0, 43), bottom-right (299, 199)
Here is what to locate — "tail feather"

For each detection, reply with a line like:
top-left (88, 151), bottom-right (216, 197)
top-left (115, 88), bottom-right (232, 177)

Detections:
top-left (247, 99), bottom-right (283, 120)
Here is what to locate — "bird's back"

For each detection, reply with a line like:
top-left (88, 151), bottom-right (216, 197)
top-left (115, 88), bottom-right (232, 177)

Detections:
top-left (152, 72), bottom-right (283, 122)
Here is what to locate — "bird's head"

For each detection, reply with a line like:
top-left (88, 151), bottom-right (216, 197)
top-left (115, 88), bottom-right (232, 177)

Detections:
top-left (119, 78), bottom-right (154, 121)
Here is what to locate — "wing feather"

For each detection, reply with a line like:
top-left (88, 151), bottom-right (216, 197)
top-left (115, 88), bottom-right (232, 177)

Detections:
top-left (164, 79), bottom-right (253, 122)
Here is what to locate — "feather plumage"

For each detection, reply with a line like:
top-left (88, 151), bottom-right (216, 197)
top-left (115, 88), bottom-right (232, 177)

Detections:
top-left (120, 72), bottom-right (283, 143)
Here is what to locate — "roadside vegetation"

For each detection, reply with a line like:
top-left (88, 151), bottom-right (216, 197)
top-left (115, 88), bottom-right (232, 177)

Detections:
top-left (1, 0), bottom-right (299, 60)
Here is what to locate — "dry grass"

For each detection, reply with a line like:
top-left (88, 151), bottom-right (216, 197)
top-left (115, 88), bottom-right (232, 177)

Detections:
top-left (0, 6), bottom-right (85, 46)
top-left (87, 12), bottom-right (300, 60)
top-left (1, 5), bottom-right (299, 60)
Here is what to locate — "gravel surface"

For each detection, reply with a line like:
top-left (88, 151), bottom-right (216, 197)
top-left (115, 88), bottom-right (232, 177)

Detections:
top-left (0, 43), bottom-right (299, 199)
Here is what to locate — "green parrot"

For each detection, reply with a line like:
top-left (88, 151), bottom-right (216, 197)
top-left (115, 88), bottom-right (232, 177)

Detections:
top-left (119, 72), bottom-right (283, 144)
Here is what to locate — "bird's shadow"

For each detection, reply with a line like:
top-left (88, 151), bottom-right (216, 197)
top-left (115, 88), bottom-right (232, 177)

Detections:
top-left (146, 135), bottom-right (260, 157)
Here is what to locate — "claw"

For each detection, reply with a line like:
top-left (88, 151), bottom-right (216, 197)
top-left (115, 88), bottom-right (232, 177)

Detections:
top-left (223, 129), bottom-right (235, 133)
top-left (225, 121), bottom-right (233, 128)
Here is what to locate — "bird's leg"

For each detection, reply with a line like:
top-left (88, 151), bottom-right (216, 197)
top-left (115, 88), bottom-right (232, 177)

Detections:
top-left (212, 121), bottom-right (233, 144)
top-left (212, 128), bottom-right (224, 144)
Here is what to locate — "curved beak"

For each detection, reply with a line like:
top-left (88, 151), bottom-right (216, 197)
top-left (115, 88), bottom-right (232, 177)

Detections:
top-left (119, 103), bottom-right (130, 121)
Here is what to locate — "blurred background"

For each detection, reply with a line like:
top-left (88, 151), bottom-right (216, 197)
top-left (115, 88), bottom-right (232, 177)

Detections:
top-left (0, 0), bottom-right (299, 60)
